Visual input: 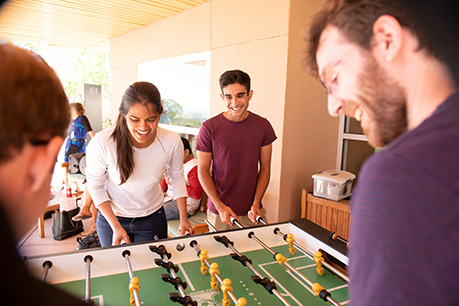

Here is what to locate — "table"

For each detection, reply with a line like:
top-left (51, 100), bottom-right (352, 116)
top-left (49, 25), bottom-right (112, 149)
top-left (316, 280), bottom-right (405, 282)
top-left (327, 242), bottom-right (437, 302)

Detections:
top-left (25, 219), bottom-right (349, 306)
top-left (38, 198), bottom-right (60, 239)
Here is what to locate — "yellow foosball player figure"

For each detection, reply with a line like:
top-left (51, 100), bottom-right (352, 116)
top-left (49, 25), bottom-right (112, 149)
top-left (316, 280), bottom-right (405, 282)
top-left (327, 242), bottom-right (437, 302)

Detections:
top-left (313, 251), bottom-right (324, 276)
top-left (286, 233), bottom-right (295, 255)
top-left (275, 253), bottom-right (288, 267)
top-left (220, 278), bottom-right (233, 306)
top-left (209, 262), bottom-right (220, 291)
top-left (129, 277), bottom-right (140, 306)
top-left (199, 249), bottom-right (209, 275)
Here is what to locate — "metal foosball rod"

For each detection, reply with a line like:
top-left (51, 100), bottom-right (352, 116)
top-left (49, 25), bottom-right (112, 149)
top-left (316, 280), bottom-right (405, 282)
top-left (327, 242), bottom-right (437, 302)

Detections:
top-left (254, 216), bottom-right (349, 283)
top-left (150, 245), bottom-right (197, 306)
top-left (150, 245), bottom-right (186, 297)
top-left (41, 260), bottom-right (52, 282)
top-left (230, 217), bottom-right (342, 306)
top-left (190, 240), bottom-right (246, 306)
top-left (205, 220), bottom-right (291, 306)
top-left (83, 255), bottom-right (96, 305)
top-left (122, 250), bottom-right (141, 306)
top-left (277, 226), bottom-right (349, 283)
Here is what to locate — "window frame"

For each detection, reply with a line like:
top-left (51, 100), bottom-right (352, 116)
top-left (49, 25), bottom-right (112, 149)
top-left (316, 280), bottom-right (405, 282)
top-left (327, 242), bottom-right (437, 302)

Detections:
top-left (336, 114), bottom-right (373, 174)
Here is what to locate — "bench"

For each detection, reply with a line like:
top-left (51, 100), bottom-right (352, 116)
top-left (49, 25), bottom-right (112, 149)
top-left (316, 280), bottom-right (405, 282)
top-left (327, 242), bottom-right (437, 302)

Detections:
top-left (301, 189), bottom-right (351, 240)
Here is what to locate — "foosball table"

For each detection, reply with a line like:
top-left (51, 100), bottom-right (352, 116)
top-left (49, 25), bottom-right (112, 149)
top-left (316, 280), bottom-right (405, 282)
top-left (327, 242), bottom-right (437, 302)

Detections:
top-left (24, 218), bottom-right (349, 306)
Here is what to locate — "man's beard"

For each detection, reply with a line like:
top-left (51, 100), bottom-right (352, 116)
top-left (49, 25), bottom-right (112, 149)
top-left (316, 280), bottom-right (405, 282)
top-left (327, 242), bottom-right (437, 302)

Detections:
top-left (354, 52), bottom-right (408, 148)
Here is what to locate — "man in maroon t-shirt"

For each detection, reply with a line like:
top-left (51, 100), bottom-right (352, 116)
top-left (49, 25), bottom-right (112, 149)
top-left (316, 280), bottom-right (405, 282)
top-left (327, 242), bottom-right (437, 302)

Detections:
top-left (196, 70), bottom-right (277, 230)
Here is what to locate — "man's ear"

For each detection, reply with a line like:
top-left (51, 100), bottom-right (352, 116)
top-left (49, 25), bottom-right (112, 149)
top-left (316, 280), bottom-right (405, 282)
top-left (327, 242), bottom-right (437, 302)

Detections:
top-left (29, 136), bottom-right (64, 192)
top-left (372, 15), bottom-right (403, 62)
top-left (248, 89), bottom-right (253, 101)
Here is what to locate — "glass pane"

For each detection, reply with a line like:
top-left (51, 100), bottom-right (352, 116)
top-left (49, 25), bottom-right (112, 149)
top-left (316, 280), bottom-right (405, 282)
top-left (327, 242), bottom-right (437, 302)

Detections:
top-left (341, 139), bottom-right (375, 180)
top-left (138, 52), bottom-right (210, 128)
top-left (344, 116), bottom-right (364, 134)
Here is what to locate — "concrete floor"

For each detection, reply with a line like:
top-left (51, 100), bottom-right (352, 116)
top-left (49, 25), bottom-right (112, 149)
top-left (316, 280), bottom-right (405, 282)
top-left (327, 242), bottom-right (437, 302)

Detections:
top-left (15, 163), bottom-right (95, 258)
top-left (17, 215), bottom-right (94, 258)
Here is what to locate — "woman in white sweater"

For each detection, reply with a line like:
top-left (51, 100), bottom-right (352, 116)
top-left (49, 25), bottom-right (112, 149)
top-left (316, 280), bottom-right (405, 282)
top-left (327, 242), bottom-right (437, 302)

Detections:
top-left (86, 82), bottom-right (193, 246)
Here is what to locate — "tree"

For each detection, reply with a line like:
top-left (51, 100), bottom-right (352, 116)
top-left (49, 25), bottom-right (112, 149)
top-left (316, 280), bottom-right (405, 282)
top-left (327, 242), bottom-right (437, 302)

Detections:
top-left (161, 98), bottom-right (203, 128)
top-left (63, 48), bottom-right (111, 128)
top-left (13, 42), bottom-right (112, 128)
top-left (162, 98), bottom-right (183, 120)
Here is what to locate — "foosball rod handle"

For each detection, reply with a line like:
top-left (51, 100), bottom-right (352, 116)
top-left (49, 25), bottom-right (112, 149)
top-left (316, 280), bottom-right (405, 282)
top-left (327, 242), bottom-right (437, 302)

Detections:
top-left (230, 216), bottom-right (243, 229)
top-left (329, 231), bottom-right (350, 247)
top-left (205, 219), bottom-right (217, 232)
top-left (247, 211), bottom-right (267, 225)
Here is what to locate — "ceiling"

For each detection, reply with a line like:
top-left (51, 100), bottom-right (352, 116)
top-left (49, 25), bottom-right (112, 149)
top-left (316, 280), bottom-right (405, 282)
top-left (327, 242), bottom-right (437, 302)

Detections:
top-left (0, 0), bottom-right (209, 51)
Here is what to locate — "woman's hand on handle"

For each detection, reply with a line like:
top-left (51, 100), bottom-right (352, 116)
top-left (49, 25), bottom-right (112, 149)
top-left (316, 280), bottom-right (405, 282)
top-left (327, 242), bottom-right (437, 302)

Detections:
top-left (112, 225), bottom-right (131, 245)
top-left (179, 218), bottom-right (194, 236)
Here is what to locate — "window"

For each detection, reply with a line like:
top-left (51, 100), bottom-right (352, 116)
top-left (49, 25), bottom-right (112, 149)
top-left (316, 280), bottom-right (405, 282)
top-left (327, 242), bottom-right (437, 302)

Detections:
top-left (336, 115), bottom-right (376, 180)
top-left (138, 52), bottom-right (210, 152)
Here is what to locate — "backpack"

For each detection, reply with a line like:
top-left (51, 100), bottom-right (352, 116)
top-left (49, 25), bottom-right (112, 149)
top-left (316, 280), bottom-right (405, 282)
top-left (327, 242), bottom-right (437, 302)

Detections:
top-left (75, 233), bottom-right (100, 250)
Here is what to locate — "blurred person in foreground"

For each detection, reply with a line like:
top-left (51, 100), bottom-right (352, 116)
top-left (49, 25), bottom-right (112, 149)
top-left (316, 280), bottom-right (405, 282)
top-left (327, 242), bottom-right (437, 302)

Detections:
top-left (0, 43), bottom-right (88, 305)
top-left (305, 0), bottom-right (458, 304)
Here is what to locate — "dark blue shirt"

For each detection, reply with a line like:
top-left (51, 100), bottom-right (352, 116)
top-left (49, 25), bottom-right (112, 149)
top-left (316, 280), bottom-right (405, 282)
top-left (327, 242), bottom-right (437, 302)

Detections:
top-left (349, 94), bottom-right (459, 305)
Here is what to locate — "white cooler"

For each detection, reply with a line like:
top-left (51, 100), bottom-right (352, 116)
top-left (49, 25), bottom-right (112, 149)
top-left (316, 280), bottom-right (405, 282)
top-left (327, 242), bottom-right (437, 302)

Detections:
top-left (312, 170), bottom-right (356, 201)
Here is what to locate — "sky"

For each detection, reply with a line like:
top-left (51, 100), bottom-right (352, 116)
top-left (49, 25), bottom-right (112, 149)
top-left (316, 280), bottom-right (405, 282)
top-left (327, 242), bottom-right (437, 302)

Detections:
top-left (138, 51), bottom-right (210, 117)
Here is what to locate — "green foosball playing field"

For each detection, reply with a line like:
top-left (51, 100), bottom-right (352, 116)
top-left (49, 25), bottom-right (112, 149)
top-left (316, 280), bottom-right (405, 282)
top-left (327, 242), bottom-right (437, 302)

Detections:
top-left (55, 244), bottom-right (348, 306)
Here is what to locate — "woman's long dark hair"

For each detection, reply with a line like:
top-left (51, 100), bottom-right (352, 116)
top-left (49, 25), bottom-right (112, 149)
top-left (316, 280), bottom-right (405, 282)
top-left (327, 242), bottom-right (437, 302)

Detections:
top-left (111, 82), bottom-right (163, 184)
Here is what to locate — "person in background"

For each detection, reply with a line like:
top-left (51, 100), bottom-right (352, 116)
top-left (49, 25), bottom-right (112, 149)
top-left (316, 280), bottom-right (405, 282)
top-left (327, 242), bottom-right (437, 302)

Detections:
top-left (72, 184), bottom-right (97, 236)
top-left (0, 43), bottom-right (88, 305)
top-left (196, 69), bottom-right (277, 231)
top-left (64, 102), bottom-right (95, 162)
top-left (161, 137), bottom-right (203, 220)
top-left (305, 0), bottom-right (458, 304)
top-left (86, 81), bottom-right (193, 247)
top-left (66, 103), bottom-right (97, 235)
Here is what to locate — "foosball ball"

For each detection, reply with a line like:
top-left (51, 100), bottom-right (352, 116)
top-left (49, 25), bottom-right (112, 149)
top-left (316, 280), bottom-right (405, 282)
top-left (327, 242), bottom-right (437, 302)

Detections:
top-left (25, 218), bottom-right (349, 305)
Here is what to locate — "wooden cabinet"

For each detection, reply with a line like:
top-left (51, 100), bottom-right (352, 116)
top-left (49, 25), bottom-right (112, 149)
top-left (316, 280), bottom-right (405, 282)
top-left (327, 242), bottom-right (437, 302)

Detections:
top-left (300, 189), bottom-right (351, 240)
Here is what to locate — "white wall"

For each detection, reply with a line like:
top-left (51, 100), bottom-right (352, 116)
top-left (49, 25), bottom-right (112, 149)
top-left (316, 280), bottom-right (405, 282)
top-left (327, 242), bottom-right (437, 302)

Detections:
top-left (109, 0), bottom-right (338, 222)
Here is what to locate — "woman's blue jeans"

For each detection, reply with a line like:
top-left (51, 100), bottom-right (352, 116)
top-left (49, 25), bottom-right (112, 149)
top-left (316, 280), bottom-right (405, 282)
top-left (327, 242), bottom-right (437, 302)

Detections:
top-left (96, 206), bottom-right (168, 247)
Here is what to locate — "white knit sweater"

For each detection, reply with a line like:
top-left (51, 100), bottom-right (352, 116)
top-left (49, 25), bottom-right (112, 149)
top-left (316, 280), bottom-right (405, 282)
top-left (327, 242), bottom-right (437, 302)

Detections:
top-left (86, 126), bottom-right (187, 218)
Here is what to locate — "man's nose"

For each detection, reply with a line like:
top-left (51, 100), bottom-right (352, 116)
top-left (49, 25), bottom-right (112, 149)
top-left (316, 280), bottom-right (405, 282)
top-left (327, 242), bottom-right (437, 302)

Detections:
top-left (327, 94), bottom-right (345, 117)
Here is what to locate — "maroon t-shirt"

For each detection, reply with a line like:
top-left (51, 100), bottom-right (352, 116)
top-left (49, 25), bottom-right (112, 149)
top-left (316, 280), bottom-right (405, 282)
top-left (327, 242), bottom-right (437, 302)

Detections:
top-left (196, 112), bottom-right (277, 215)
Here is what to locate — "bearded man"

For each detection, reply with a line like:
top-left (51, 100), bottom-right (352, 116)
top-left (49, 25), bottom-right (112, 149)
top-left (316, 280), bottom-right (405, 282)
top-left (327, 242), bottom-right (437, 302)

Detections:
top-left (305, 0), bottom-right (458, 305)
